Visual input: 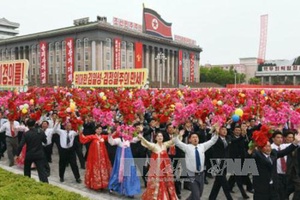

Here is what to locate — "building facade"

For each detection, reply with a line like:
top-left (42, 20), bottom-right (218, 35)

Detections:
top-left (0, 18), bottom-right (19, 40)
top-left (0, 18), bottom-right (201, 87)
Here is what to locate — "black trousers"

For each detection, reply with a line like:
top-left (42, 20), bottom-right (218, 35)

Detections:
top-left (228, 174), bottom-right (248, 197)
top-left (24, 157), bottom-right (48, 183)
top-left (209, 175), bottom-right (233, 200)
top-left (277, 174), bottom-right (287, 200)
top-left (73, 136), bottom-right (85, 168)
top-left (59, 147), bottom-right (80, 180)
top-left (254, 184), bottom-right (280, 200)
top-left (0, 131), bottom-right (6, 156)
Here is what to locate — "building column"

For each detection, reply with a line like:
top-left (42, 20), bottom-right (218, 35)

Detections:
top-left (166, 50), bottom-right (170, 84)
top-left (151, 47), bottom-right (156, 81)
top-left (99, 41), bottom-right (103, 70)
top-left (269, 76), bottom-right (272, 85)
top-left (91, 41), bottom-right (96, 71)
top-left (145, 45), bottom-right (149, 71)
top-left (293, 75), bottom-right (296, 85)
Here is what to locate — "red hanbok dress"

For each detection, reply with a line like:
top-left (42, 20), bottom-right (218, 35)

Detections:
top-left (79, 133), bottom-right (112, 190)
top-left (140, 136), bottom-right (178, 200)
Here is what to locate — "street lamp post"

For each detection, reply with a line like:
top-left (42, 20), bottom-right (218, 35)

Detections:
top-left (155, 52), bottom-right (167, 89)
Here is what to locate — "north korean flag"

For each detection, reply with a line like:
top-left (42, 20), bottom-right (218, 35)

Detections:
top-left (143, 7), bottom-right (172, 40)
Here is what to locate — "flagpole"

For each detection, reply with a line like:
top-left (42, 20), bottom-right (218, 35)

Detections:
top-left (142, 3), bottom-right (145, 33)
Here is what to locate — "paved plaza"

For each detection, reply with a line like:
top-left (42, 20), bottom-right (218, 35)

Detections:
top-left (0, 146), bottom-right (253, 200)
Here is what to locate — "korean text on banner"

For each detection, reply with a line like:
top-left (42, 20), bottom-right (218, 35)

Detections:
top-left (73, 68), bottom-right (148, 88)
top-left (190, 52), bottom-right (195, 82)
top-left (178, 50), bottom-right (183, 84)
top-left (0, 59), bottom-right (28, 88)
top-left (39, 41), bottom-right (48, 84)
top-left (66, 38), bottom-right (74, 84)
top-left (114, 38), bottom-right (121, 69)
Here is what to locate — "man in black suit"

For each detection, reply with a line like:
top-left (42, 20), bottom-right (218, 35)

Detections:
top-left (227, 125), bottom-right (249, 199)
top-left (208, 126), bottom-right (233, 200)
top-left (16, 118), bottom-right (48, 183)
top-left (249, 136), bottom-right (300, 200)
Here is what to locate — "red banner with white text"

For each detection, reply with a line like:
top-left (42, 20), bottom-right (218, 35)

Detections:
top-left (135, 42), bottom-right (143, 68)
top-left (66, 38), bottom-right (74, 84)
top-left (190, 52), bottom-right (195, 82)
top-left (114, 38), bottom-right (121, 70)
top-left (179, 50), bottom-right (183, 84)
top-left (39, 41), bottom-right (47, 84)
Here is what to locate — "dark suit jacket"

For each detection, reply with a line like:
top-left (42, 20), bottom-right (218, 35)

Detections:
top-left (211, 136), bottom-right (231, 175)
top-left (17, 127), bottom-right (47, 160)
top-left (163, 132), bottom-right (185, 158)
top-left (228, 134), bottom-right (247, 159)
top-left (252, 144), bottom-right (297, 194)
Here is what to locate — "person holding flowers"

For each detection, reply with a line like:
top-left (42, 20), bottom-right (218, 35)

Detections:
top-left (137, 130), bottom-right (181, 200)
top-left (108, 125), bottom-right (141, 198)
top-left (79, 125), bottom-right (112, 190)
top-left (248, 125), bottom-right (300, 200)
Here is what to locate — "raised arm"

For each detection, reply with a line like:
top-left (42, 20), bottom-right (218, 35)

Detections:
top-left (138, 134), bottom-right (155, 151)
top-left (108, 133), bottom-right (122, 146)
top-left (173, 134), bottom-right (188, 153)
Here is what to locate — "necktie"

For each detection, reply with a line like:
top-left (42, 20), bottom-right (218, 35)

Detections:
top-left (10, 123), bottom-right (15, 137)
top-left (278, 147), bottom-right (287, 173)
top-left (66, 131), bottom-right (70, 145)
top-left (169, 135), bottom-right (176, 155)
top-left (195, 146), bottom-right (201, 171)
top-left (223, 138), bottom-right (228, 148)
top-left (267, 156), bottom-right (273, 164)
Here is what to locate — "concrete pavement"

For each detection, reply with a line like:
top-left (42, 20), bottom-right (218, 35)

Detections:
top-left (0, 146), bottom-right (253, 200)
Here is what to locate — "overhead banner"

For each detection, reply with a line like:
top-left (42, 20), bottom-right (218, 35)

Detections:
top-left (190, 52), bottom-right (195, 82)
top-left (135, 42), bottom-right (143, 68)
top-left (143, 7), bottom-right (172, 39)
top-left (0, 59), bottom-right (28, 88)
top-left (114, 38), bottom-right (121, 70)
top-left (39, 41), bottom-right (47, 84)
top-left (66, 38), bottom-right (74, 84)
top-left (178, 50), bottom-right (183, 84)
top-left (74, 68), bottom-right (148, 88)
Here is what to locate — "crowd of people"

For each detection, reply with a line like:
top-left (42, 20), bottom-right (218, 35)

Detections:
top-left (0, 87), bottom-right (300, 200)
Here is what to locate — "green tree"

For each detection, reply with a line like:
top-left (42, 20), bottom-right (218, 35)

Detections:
top-left (249, 77), bottom-right (261, 84)
top-left (199, 66), bottom-right (245, 86)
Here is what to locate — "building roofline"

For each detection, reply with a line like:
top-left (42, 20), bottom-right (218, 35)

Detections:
top-left (0, 21), bottom-right (202, 52)
top-left (0, 18), bottom-right (20, 28)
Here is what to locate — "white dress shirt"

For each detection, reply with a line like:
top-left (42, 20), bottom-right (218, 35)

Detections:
top-left (174, 134), bottom-right (218, 173)
top-left (53, 124), bottom-right (78, 149)
top-left (0, 118), bottom-right (8, 127)
top-left (270, 143), bottom-right (289, 174)
top-left (0, 121), bottom-right (20, 137)
top-left (42, 128), bottom-right (55, 146)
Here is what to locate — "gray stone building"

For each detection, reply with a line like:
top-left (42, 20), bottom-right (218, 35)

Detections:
top-left (0, 17), bottom-right (201, 87)
top-left (0, 18), bottom-right (19, 40)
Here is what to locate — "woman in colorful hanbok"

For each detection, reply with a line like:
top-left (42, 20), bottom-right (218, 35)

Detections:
top-left (79, 125), bottom-right (112, 190)
top-left (138, 132), bottom-right (179, 200)
top-left (108, 132), bottom-right (141, 198)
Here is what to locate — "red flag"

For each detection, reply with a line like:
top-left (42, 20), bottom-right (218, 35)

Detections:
top-left (179, 50), bottom-right (183, 84)
top-left (143, 7), bottom-right (172, 39)
top-left (135, 42), bottom-right (143, 68)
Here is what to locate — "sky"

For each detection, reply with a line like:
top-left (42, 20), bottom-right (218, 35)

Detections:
top-left (1, 0), bottom-right (300, 65)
